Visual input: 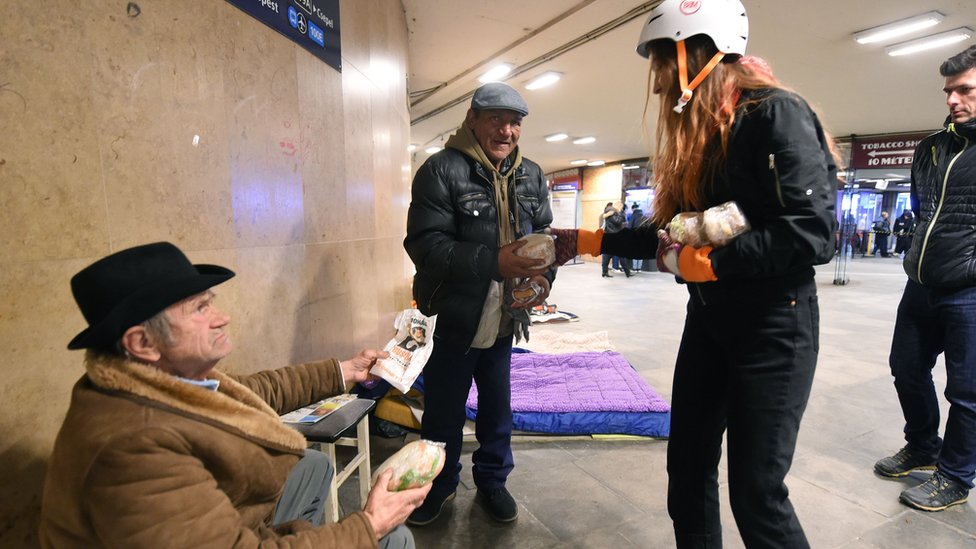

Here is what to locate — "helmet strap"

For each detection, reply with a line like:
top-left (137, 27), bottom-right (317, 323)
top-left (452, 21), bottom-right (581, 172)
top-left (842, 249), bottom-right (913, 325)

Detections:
top-left (674, 40), bottom-right (726, 114)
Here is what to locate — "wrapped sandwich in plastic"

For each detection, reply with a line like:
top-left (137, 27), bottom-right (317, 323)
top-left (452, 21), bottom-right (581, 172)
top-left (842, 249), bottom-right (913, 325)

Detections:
top-left (703, 201), bottom-right (751, 247)
top-left (372, 439), bottom-right (446, 491)
top-left (668, 201), bottom-right (750, 248)
top-left (667, 212), bottom-right (708, 247)
top-left (514, 233), bottom-right (556, 267)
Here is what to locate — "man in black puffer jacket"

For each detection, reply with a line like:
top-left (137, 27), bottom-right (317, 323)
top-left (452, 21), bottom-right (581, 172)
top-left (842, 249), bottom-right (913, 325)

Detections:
top-left (875, 44), bottom-right (976, 512)
top-left (403, 82), bottom-right (554, 526)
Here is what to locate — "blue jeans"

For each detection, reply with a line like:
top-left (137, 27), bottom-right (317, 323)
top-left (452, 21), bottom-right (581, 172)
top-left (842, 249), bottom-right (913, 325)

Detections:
top-left (889, 279), bottom-right (976, 488)
top-left (422, 334), bottom-right (515, 496)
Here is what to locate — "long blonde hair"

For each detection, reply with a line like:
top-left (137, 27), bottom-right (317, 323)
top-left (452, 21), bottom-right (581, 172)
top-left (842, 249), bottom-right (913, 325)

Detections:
top-left (646, 36), bottom-right (781, 226)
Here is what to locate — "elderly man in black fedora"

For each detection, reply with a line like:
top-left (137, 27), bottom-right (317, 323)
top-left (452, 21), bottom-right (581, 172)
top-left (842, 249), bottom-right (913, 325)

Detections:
top-left (39, 242), bottom-right (428, 548)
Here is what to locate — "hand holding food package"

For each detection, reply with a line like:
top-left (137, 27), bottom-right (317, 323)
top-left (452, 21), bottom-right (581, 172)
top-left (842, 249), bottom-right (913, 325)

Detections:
top-left (372, 439), bottom-right (447, 491)
top-left (514, 233), bottom-right (556, 267)
top-left (668, 201), bottom-right (750, 248)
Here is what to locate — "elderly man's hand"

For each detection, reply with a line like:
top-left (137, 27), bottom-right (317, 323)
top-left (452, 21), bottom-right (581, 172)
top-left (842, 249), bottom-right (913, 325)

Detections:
top-left (339, 349), bottom-right (388, 387)
top-left (363, 470), bottom-right (433, 539)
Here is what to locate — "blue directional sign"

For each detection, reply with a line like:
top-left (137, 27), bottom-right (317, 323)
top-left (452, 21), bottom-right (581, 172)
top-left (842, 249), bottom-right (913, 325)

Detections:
top-left (226, 0), bottom-right (341, 73)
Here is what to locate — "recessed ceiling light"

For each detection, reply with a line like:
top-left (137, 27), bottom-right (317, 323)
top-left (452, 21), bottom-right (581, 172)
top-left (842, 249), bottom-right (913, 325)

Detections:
top-left (425, 146), bottom-right (442, 154)
top-left (545, 133), bottom-right (568, 142)
top-left (573, 136), bottom-right (596, 145)
top-left (587, 160), bottom-right (606, 167)
top-left (853, 11), bottom-right (944, 45)
top-left (478, 63), bottom-right (514, 83)
top-left (407, 144), bottom-right (418, 152)
top-left (570, 159), bottom-right (588, 166)
top-left (525, 71), bottom-right (562, 90)
top-left (622, 164), bottom-right (640, 170)
top-left (886, 27), bottom-right (973, 57)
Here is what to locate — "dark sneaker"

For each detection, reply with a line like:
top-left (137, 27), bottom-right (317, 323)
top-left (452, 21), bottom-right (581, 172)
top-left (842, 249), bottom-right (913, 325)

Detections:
top-left (406, 490), bottom-right (455, 526)
top-left (899, 471), bottom-right (970, 511)
top-left (477, 486), bottom-right (519, 523)
top-left (874, 445), bottom-right (937, 478)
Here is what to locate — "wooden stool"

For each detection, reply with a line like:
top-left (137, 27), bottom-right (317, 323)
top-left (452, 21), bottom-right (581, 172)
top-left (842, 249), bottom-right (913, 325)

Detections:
top-left (292, 398), bottom-right (376, 522)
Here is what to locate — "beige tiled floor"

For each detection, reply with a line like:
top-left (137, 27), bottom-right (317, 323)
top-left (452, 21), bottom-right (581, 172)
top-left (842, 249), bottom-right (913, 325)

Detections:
top-left (341, 256), bottom-right (976, 548)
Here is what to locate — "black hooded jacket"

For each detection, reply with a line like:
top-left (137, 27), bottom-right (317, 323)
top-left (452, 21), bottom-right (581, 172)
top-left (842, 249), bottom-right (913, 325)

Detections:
top-left (904, 117), bottom-right (976, 287)
top-left (404, 141), bottom-right (552, 347)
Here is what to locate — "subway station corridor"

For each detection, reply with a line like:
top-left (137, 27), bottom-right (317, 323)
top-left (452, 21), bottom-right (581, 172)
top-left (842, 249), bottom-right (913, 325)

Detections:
top-left (350, 257), bottom-right (976, 548)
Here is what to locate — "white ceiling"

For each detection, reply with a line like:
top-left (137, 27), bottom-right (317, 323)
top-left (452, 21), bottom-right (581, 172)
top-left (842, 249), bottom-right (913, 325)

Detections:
top-left (402, 0), bottom-right (976, 174)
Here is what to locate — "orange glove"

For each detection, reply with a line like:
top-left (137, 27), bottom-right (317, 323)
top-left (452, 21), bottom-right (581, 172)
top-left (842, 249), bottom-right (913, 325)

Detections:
top-left (677, 245), bottom-right (717, 282)
top-left (547, 228), bottom-right (604, 265)
top-left (576, 229), bottom-right (603, 257)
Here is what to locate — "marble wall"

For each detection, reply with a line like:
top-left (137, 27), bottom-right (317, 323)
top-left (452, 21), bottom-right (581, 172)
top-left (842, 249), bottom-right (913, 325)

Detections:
top-left (0, 0), bottom-right (413, 544)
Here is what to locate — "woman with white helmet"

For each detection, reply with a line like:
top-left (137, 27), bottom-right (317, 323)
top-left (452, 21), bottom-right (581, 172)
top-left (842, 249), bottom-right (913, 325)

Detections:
top-left (551, 1), bottom-right (838, 547)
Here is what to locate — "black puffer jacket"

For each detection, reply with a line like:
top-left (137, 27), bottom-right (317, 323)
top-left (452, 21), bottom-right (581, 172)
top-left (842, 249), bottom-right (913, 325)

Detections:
top-left (904, 118), bottom-right (976, 288)
top-left (603, 88), bottom-right (837, 288)
top-left (404, 147), bottom-right (552, 347)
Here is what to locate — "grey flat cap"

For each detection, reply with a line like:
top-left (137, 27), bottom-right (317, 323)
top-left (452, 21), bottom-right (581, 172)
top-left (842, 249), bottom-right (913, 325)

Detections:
top-left (471, 82), bottom-right (529, 116)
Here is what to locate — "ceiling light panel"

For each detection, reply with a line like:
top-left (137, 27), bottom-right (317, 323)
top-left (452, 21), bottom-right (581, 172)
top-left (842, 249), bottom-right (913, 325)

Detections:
top-left (573, 136), bottom-right (596, 145)
top-left (586, 160), bottom-right (605, 167)
top-left (478, 63), bottom-right (514, 83)
top-left (886, 28), bottom-right (973, 57)
top-left (525, 71), bottom-right (563, 90)
top-left (570, 159), bottom-right (588, 166)
top-left (853, 11), bottom-right (944, 45)
top-left (545, 133), bottom-right (569, 142)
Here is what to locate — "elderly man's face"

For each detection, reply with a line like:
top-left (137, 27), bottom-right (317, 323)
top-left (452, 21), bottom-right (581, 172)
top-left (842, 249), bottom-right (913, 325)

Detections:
top-left (467, 108), bottom-right (522, 169)
top-left (155, 291), bottom-right (232, 380)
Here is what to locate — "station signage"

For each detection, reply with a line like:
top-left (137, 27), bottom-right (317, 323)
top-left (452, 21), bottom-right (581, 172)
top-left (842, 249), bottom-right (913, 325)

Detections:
top-left (226, 0), bottom-right (341, 73)
top-left (849, 132), bottom-right (933, 170)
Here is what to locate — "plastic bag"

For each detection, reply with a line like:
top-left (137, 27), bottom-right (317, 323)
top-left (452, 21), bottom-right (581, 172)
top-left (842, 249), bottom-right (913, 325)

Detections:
top-left (370, 310), bottom-right (437, 393)
top-left (515, 233), bottom-right (555, 267)
top-left (372, 439), bottom-right (446, 491)
top-left (511, 279), bottom-right (544, 305)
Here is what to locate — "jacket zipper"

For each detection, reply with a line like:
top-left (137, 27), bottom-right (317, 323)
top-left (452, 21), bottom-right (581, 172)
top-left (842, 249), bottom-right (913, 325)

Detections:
top-left (426, 281), bottom-right (443, 310)
top-left (769, 154), bottom-right (786, 207)
top-left (694, 283), bottom-right (707, 306)
top-left (917, 126), bottom-right (968, 284)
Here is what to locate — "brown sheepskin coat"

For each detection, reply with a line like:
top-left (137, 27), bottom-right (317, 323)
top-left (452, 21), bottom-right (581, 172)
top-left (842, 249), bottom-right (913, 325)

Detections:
top-left (38, 352), bottom-right (377, 548)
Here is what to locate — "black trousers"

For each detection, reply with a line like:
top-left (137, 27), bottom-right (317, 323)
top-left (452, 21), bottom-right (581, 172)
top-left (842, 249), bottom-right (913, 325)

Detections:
top-left (668, 279), bottom-right (818, 549)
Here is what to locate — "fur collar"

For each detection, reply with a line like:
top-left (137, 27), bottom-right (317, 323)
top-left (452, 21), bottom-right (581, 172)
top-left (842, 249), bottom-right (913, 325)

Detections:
top-left (84, 352), bottom-right (307, 453)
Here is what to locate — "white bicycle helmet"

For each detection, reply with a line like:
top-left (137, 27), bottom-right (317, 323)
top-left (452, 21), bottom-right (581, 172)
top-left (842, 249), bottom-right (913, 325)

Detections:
top-left (636, 0), bottom-right (749, 58)
top-left (636, 0), bottom-right (749, 113)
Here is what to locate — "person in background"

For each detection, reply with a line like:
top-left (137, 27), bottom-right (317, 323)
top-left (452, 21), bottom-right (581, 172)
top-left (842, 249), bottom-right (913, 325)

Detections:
top-left (892, 209), bottom-right (915, 258)
top-left (871, 210), bottom-right (891, 257)
top-left (404, 82), bottom-right (554, 526)
top-left (39, 242), bottom-right (426, 549)
top-left (601, 201), bottom-right (632, 278)
top-left (629, 202), bottom-right (647, 271)
top-left (874, 44), bottom-right (976, 512)
top-left (549, 1), bottom-right (837, 545)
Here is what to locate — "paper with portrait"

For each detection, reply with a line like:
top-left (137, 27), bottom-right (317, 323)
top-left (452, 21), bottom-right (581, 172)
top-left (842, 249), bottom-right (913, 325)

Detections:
top-left (371, 309), bottom-right (437, 393)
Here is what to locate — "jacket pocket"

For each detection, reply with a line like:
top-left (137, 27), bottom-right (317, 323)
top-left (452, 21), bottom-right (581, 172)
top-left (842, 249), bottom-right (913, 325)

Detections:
top-left (458, 192), bottom-right (492, 219)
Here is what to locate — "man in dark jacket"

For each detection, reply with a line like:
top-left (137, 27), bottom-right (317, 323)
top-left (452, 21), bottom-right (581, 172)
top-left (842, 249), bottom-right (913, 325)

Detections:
top-left (404, 82), bottom-right (554, 525)
top-left (875, 45), bottom-right (976, 512)
top-left (40, 242), bottom-right (425, 548)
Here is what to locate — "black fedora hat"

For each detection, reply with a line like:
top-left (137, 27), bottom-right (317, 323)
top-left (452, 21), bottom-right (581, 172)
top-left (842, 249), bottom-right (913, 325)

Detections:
top-left (67, 242), bottom-right (235, 350)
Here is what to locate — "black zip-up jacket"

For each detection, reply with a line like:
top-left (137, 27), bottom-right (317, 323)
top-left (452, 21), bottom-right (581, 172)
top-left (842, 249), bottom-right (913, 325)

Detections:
top-left (404, 147), bottom-right (553, 347)
top-left (904, 118), bottom-right (976, 288)
top-left (603, 88), bottom-right (837, 290)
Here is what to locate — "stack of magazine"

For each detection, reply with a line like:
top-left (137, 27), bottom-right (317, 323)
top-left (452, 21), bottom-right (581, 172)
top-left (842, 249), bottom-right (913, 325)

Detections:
top-left (280, 394), bottom-right (358, 424)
